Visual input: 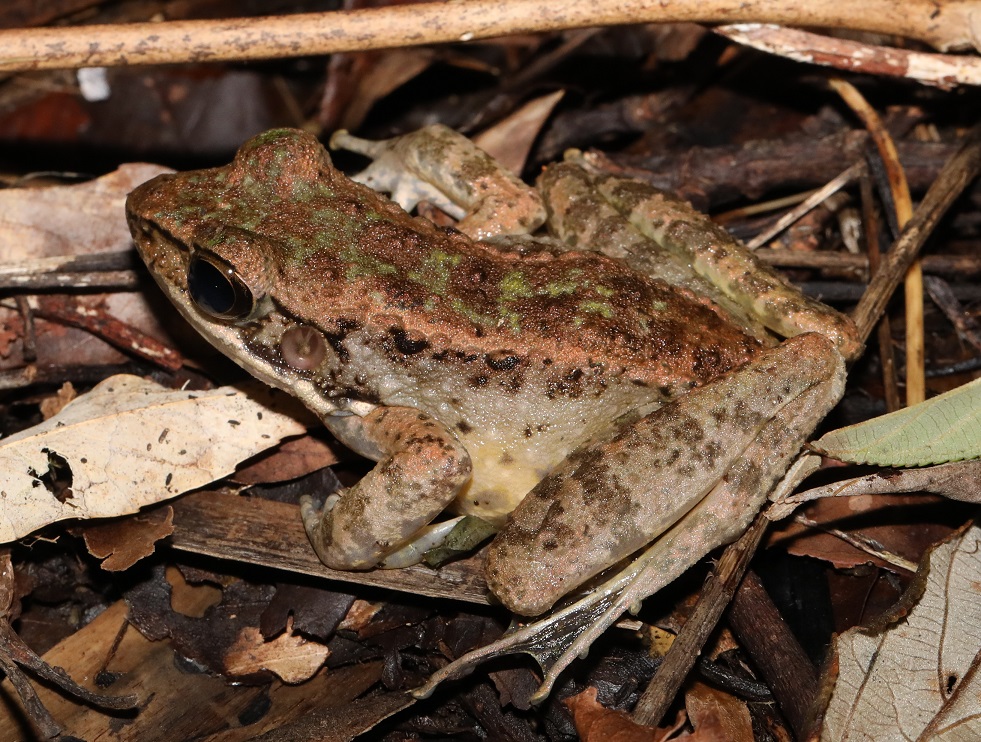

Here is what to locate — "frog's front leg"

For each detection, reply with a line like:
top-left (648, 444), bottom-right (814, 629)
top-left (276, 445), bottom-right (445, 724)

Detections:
top-left (302, 406), bottom-right (472, 570)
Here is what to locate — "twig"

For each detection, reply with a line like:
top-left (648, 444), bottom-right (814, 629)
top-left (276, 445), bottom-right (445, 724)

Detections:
top-left (925, 275), bottom-right (981, 353)
top-left (754, 251), bottom-right (981, 276)
top-left (861, 173), bottom-right (902, 412)
top-left (727, 570), bottom-right (818, 740)
top-left (744, 163), bottom-right (864, 250)
top-left (0, 0), bottom-right (975, 73)
top-left (831, 78), bottom-right (925, 404)
top-left (716, 24), bottom-right (981, 88)
top-left (851, 122), bottom-right (981, 344)
top-left (631, 512), bottom-right (770, 726)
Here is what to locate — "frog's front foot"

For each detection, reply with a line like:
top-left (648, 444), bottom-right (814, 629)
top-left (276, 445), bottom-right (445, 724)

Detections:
top-left (300, 492), bottom-right (340, 566)
top-left (302, 406), bottom-right (473, 571)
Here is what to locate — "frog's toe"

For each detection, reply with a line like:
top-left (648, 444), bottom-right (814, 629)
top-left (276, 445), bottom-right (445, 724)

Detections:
top-left (300, 492), bottom-right (340, 560)
top-left (299, 492), bottom-right (337, 523)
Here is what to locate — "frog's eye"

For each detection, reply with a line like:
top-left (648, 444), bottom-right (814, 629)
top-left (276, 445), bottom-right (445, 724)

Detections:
top-left (187, 254), bottom-right (254, 321)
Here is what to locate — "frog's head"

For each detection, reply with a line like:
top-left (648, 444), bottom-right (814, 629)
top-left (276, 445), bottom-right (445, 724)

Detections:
top-left (125, 129), bottom-right (360, 421)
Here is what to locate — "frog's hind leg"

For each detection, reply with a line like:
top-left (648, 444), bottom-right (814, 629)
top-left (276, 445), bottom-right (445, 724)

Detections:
top-left (302, 406), bottom-right (472, 570)
top-left (417, 333), bottom-right (846, 700)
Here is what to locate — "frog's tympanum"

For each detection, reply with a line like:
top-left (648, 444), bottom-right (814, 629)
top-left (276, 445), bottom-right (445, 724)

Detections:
top-left (127, 126), bottom-right (861, 698)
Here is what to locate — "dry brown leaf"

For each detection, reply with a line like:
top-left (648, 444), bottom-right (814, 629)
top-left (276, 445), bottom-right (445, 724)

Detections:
top-left (230, 434), bottom-right (342, 485)
top-left (224, 621), bottom-right (330, 684)
top-left (165, 565), bottom-right (222, 619)
top-left (566, 687), bottom-right (679, 741)
top-left (336, 599), bottom-right (384, 632)
top-left (769, 493), bottom-right (953, 570)
top-left (564, 686), bottom-right (738, 741)
top-left (474, 89), bottom-right (565, 174)
top-left (819, 523), bottom-right (981, 740)
top-left (78, 506), bottom-right (174, 571)
top-left (685, 681), bottom-right (753, 742)
top-left (331, 48), bottom-right (436, 131)
top-left (0, 374), bottom-right (310, 542)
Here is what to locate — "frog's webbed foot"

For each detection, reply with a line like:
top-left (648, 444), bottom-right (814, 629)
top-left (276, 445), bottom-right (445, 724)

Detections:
top-left (330, 125), bottom-right (545, 240)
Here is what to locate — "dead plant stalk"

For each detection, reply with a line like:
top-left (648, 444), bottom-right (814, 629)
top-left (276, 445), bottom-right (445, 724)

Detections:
top-left (0, 0), bottom-right (975, 73)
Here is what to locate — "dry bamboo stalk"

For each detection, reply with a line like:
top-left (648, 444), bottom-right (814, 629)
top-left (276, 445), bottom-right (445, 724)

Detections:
top-left (830, 79), bottom-right (924, 405)
top-left (0, 0), bottom-right (976, 73)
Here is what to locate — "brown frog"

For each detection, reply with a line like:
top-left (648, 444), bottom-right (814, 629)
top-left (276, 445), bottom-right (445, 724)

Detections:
top-left (127, 125), bottom-right (859, 693)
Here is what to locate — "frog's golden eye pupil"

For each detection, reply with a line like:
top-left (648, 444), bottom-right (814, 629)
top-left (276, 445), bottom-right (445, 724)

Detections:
top-left (281, 325), bottom-right (327, 371)
top-left (187, 255), bottom-right (253, 320)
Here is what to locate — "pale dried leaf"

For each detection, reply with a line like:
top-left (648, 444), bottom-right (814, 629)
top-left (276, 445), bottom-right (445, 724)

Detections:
top-left (0, 375), bottom-right (310, 542)
top-left (790, 459), bottom-right (981, 504)
top-left (0, 164), bottom-right (168, 259)
top-left (224, 624), bottom-right (329, 684)
top-left (813, 378), bottom-right (981, 466)
top-left (819, 524), bottom-right (981, 740)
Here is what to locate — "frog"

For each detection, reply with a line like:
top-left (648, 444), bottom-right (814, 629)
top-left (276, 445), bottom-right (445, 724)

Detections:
top-left (126, 125), bottom-right (861, 696)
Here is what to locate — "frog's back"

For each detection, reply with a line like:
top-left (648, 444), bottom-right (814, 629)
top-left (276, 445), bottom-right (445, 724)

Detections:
top-left (278, 218), bottom-right (761, 398)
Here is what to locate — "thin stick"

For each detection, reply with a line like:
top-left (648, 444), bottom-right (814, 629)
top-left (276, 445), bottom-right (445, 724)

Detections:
top-left (830, 79), bottom-right (925, 404)
top-left (744, 163), bottom-right (863, 250)
top-left (851, 122), bottom-right (981, 345)
top-left (717, 24), bottom-right (981, 88)
top-left (0, 0), bottom-right (975, 73)
top-left (861, 174), bottom-right (902, 412)
top-left (631, 512), bottom-right (770, 726)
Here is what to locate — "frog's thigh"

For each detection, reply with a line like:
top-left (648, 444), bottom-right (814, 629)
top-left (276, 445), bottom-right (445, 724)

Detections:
top-left (487, 333), bottom-right (845, 615)
top-left (305, 406), bottom-right (472, 570)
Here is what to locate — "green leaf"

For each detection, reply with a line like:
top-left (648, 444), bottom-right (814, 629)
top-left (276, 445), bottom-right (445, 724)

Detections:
top-left (813, 377), bottom-right (981, 466)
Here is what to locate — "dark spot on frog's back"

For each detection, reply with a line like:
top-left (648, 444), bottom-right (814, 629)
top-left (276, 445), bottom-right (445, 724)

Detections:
top-left (545, 368), bottom-right (585, 399)
top-left (485, 351), bottom-right (521, 371)
top-left (389, 328), bottom-right (430, 355)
